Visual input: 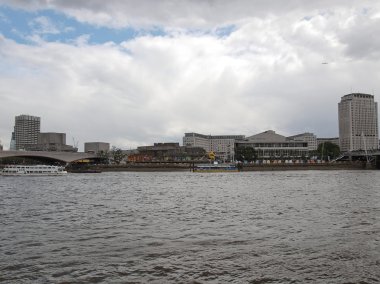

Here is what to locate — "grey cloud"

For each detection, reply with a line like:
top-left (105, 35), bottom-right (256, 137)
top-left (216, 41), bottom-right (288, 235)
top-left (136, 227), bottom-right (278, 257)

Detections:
top-left (339, 17), bottom-right (380, 60)
top-left (1, 0), bottom-right (377, 29)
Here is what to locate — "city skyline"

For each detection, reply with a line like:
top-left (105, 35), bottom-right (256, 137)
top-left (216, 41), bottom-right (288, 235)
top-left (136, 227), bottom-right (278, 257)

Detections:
top-left (1, 112), bottom-right (339, 152)
top-left (1, 1), bottom-right (380, 150)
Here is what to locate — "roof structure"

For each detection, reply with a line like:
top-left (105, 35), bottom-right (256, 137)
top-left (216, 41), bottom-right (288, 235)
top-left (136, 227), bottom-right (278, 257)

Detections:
top-left (246, 130), bottom-right (286, 143)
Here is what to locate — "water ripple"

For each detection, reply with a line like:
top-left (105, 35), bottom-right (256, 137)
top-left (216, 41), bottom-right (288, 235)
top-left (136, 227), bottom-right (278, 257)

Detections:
top-left (0, 170), bottom-right (379, 283)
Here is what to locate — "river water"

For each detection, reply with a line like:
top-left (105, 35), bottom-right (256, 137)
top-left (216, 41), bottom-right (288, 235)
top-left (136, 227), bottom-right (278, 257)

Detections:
top-left (0, 170), bottom-right (379, 283)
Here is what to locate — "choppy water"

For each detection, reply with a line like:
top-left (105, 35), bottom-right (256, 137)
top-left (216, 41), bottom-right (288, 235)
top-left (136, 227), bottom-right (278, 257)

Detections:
top-left (0, 170), bottom-right (379, 284)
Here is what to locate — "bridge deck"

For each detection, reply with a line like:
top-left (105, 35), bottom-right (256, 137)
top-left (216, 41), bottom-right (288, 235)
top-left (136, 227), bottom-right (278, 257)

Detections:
top-left (0, 150), bottom-right (98, 163)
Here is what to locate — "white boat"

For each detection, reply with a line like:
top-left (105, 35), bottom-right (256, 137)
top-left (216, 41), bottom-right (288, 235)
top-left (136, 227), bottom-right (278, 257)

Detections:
top-left (1, 165), bottom-right (68, 176)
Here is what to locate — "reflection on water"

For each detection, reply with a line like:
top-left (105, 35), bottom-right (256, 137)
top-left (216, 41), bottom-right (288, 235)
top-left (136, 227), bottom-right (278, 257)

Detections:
top-left (0, 171), bottom-right (379, 283)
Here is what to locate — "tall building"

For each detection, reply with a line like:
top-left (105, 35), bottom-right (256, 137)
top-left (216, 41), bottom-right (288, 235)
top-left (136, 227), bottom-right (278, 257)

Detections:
top-left (9, 132), bottom-right (16, 150)
top-left (14, 115), bottom-right (41, 150)
top-left (183, 132), bottom-right (245, 161)
top-left (338, 93), bottom-right (378, 152)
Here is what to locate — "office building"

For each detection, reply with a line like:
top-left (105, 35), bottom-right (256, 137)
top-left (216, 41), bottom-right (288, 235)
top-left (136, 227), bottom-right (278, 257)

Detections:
top-left (338, 93), bottom-right (378, 152)
top-left (38, 132), bottom-right (66, 145)
top-left (183, 132), bottom-right (245, 161)
top-left (25, 132), bottom-right (77, 152)
top-left (14, 115), bottom-right (41, 150)
top-left (287, 132), bottom-right (317, 151)
top-left (9, 132), bottom-right (16, 150)
top-left (317, 137), bottom-right (340, 147)
top-left (133, 142), bottom-right (206, 162)
top-left (85, 142), bottom-right (110, 154)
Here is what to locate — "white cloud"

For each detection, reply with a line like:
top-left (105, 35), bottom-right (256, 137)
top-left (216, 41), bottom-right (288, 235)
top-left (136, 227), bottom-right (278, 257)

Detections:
top-left (29, 16), bottom-right (60, 35)
top-left (1, 1), bottom-right (380, 150)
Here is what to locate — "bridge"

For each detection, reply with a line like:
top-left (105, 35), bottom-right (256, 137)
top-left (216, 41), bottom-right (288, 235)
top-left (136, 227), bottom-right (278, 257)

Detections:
top-left (334, 149), bottom-right (380, 168)
top-left (0, 150), bottom-right (98, 163)
top-left (336, 149), bottom-right (380, 160)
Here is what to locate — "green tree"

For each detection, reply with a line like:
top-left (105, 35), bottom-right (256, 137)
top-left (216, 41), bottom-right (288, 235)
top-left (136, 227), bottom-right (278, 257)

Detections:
top-left (235, 146), bottom-right (257, 162)
top-left (97, 150), bottom-right (110, 164)
top-left (317, 142), bottom-right (340, 161)
top-left (110, 146), bottom-right (126, 165)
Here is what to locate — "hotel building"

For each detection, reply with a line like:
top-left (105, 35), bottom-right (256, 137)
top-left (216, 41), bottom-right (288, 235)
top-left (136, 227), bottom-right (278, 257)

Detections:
top-left (338, 93), bottom-right (378, 152)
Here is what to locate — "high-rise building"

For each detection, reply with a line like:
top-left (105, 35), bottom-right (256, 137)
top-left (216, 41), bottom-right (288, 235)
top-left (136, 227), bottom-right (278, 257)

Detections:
top-left (10, 131), bottom-right (16, 150)
top-left (14, 114), bottom-right (41, 150)
top-left (338, 93), bottom-right (378, 152)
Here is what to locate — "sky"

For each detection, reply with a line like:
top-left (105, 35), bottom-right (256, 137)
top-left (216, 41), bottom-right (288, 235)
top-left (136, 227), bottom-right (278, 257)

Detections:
top-left (1, 0), bottom-right (380, 150)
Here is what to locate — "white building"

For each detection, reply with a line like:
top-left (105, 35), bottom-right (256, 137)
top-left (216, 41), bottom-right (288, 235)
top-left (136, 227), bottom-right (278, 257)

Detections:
top-left (338, 93), bottom-right (378, 152)
top-left (14, 114), bottom-right (41, 150)
top-left (183, 132), bottom-right (245, 161)
top-left (235, 130), bottom-right (310, 159)
top-left (287, 132), bottom-right (317, 151)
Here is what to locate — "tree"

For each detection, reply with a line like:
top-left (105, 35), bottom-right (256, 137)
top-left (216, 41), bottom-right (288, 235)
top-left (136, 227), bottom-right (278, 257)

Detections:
top-left (235, 146), bottom-right (257, 162)
top-left (110, 146), bottom-right (126, 165)
top-left (317, 142), bottom-right (340, 161)
top-left (97, 150), bottom-right (110, 164)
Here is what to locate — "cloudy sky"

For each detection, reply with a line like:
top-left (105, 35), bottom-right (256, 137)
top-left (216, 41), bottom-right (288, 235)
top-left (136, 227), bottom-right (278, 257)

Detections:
top-left (1, 0), bottom-right (379, 150)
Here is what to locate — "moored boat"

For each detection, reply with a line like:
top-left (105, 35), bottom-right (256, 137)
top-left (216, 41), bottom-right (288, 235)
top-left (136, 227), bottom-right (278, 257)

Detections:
top-left (67, 169), bottom-right (102, 173)
top-left (1, 165), bottom-right (67, 176)
top-left (193, 164), bottom-right (239, 173)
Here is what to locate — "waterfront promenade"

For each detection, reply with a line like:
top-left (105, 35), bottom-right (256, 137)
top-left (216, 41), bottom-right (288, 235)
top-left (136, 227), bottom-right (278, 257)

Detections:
top-left (95, 161), bottom-right (370, 172)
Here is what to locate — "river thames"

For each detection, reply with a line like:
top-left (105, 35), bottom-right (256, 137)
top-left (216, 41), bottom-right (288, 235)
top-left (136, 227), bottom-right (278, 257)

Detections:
top-left (0, 170), bottom-right (379, 283)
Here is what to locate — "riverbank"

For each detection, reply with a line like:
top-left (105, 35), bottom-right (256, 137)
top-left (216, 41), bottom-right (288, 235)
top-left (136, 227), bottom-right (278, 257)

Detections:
top-left (95, 161), bottom-right (373, 172)
top-left (240, 162), bottom-right (369, 171)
